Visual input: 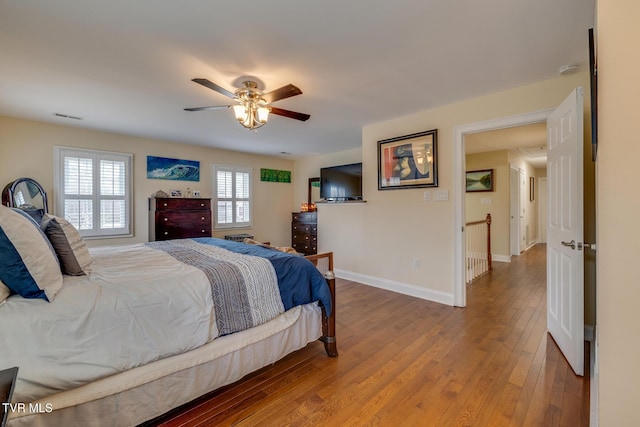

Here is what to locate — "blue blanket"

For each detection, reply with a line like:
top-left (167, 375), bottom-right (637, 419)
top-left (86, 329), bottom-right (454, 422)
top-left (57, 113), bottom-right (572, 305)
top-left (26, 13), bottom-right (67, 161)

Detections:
top-left (193, 238), bottom-right (332, 315)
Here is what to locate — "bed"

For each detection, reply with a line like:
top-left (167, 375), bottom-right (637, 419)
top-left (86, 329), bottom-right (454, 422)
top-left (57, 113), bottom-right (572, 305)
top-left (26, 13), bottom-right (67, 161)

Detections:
top-left (0, 205), bottom-right (337, 427)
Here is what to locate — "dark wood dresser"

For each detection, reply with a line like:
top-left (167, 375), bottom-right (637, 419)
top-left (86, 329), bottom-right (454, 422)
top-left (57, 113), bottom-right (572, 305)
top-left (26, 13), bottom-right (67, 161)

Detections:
top-left (149, 198), bottom-right (212, 241)
top-left (291, 212), bottom-right (317, 255)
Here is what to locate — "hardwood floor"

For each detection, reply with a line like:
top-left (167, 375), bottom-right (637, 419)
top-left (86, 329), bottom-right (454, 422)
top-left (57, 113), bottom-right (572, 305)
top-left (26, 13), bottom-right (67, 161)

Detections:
top-left (148, 244), bottom-right (589, 426)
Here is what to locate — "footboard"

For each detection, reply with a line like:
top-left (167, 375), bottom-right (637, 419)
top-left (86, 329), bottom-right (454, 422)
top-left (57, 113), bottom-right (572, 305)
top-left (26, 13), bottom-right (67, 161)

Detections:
top-left (304, 252), bottom-right (338, 357)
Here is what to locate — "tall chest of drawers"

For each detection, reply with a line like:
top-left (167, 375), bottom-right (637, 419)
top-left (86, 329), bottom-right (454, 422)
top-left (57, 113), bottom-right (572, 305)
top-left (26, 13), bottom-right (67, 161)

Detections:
top-left (149, 198), bottom-right (212, 241)
top-left (291, 212), bottom-right (317, 255)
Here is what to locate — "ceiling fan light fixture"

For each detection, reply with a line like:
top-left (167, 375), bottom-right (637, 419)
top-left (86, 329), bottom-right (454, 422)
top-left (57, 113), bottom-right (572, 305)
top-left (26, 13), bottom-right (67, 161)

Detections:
top-left (257, 106), bottom-right (270, 124)
top-left (186, 78), bottom-right (309, 130)
top-left (232, 104), bottom-right (247, 122)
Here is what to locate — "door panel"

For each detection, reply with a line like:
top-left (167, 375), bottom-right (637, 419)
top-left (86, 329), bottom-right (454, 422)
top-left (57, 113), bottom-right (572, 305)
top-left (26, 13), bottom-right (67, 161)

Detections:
top-left (547, 87), bottom-right (584, 376)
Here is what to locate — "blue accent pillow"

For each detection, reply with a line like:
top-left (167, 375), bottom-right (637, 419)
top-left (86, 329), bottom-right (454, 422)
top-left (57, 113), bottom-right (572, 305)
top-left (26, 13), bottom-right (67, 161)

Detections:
top-left (0, 206), bottom-right (63, 302)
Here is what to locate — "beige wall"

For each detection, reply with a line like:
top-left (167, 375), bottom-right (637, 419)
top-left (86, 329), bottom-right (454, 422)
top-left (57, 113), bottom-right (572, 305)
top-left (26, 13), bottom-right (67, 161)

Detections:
top-left (596, 0), bottom-right (640, 424)
top-left (465, 150), bottom-right (510, 260)
top-left (0, 116), bottom-right (295, 247)
top-left (295, 71), bottom-right (590, 306)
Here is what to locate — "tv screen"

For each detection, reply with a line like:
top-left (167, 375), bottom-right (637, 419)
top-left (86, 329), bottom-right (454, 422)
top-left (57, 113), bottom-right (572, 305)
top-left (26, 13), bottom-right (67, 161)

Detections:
top-left (320, 162), bottom-right (363, 201)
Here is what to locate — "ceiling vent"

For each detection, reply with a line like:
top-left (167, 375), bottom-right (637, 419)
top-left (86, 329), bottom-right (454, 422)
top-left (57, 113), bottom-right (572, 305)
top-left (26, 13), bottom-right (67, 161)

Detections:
top-left (53, 113), bottom-right (83, 120)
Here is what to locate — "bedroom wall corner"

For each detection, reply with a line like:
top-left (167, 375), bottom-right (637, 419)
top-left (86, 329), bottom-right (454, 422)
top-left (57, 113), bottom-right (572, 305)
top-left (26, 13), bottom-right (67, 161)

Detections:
top-left (0, 116), bottom-right (296, 247)
top-left (315, 72), bottom-right (590, 304)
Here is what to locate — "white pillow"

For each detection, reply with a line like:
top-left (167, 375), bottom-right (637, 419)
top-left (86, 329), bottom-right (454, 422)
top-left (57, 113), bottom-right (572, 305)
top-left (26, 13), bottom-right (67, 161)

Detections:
top-left (0, 206), bottom-right (63, 302)
top-left (41, 214), bottom-right (92, 276)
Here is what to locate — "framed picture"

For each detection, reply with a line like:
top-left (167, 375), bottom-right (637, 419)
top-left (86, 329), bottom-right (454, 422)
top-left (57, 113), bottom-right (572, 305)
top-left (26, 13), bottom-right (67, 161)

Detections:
top-left (466, 169), bottom-right (494, 192)
top-left (530, 177), bottom-right (535, 201)
top-left (170, 189), bottom-right (182, 197)
top-left (147, 156), bottom-right (200, 182)
top-left (378, 129), bottom-right (438, 190)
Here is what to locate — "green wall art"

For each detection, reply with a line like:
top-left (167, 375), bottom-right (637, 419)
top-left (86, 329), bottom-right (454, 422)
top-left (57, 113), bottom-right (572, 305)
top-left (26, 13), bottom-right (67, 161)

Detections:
top-left (260, 168), bottom-right (291, 183)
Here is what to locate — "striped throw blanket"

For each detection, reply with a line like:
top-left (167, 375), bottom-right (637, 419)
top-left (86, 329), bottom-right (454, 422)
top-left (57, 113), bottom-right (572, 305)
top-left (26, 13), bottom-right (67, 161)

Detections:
top-left (146, 239), bottom-right (285, 335)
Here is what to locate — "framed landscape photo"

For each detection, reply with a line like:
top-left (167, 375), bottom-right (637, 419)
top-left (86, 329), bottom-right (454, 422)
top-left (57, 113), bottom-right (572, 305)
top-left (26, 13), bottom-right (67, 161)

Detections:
top-left (378, 129), bottom-right (438, 190)
top-left (466, 169), bottom-right (494, 192)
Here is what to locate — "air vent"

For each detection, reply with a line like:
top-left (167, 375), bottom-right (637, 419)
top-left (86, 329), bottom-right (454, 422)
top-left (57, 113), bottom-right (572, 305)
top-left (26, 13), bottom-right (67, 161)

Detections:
top-left (53, 113), bottom-right (83, 120)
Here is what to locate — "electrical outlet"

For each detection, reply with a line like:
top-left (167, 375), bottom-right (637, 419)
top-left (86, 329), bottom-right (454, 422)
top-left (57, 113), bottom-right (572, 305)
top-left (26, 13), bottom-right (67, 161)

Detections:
top-left (435, 190), bottom-right (449, 201)
top-left (412, 258), bottom-right (421, 269)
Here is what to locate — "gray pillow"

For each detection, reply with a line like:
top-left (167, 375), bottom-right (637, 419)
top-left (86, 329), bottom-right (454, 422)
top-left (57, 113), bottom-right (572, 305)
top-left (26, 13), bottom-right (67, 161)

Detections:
top-left (41, 214), bottom-right (92, 276)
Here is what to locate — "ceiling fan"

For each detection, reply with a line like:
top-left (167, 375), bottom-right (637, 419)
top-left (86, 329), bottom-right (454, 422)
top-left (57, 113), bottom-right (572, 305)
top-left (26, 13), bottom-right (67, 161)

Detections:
top-left (184, 78), bottom-right (310, 130)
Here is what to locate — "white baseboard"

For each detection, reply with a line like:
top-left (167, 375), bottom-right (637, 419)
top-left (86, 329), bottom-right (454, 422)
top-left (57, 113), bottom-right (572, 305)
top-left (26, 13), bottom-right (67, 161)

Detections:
top-left (590, 326), bottom-right (598, 427)
top-left (525, 240), bottom-right (538, 251)
top-left (334, 269), bottom-right (454, 306)
top-left (492, 254), bottom-right (511, 263)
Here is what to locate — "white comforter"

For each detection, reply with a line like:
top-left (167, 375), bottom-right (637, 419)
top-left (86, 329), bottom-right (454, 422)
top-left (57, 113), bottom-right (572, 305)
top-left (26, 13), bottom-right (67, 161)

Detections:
top-left (0, 244), bottom-right (218, 402)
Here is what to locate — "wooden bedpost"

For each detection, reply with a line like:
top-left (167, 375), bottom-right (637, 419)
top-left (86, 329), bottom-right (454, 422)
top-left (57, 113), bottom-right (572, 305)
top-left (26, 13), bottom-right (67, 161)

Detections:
top-left (304, 252), bottom-right (338, 357)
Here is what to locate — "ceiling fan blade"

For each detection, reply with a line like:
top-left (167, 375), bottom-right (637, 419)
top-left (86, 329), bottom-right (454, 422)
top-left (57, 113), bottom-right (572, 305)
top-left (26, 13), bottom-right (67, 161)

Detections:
top-left (270, 107), bottom-right (310, 122)
top-left (262, 84), bottom-right (302, 103)
top-left (191, 78), bottom-right (236, 99)
top-left (184, 105), bottom-right (230, 112)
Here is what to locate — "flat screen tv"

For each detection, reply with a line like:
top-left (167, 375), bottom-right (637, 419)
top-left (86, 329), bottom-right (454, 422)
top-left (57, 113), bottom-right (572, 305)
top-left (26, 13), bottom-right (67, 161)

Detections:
top-left (320, 162), bottom-right (363, 201)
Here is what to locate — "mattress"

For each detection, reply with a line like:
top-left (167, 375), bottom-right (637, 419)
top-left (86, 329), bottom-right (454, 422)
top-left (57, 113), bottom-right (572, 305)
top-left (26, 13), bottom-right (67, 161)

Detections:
top-left (6, 303), bottom-right (323, 427)
top-left (1, 244), bottom-right (219, 403)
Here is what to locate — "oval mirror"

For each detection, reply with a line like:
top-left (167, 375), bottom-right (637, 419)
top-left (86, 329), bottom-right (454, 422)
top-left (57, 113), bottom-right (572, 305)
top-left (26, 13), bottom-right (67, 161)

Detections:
top-left (2, 178), bottom-right (48, 222)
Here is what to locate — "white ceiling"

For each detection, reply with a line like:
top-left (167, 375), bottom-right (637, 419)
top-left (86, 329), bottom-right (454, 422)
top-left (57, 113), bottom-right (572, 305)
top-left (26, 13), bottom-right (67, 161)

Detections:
top-left (0, 0), bottom-right (595, 158)
top-left (465, 123), bottom-right (548, 168)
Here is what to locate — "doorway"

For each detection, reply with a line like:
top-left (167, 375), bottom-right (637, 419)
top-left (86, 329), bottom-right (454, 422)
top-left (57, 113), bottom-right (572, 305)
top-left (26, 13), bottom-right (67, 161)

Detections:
top-left (454, 109), bottom-right (553, 307)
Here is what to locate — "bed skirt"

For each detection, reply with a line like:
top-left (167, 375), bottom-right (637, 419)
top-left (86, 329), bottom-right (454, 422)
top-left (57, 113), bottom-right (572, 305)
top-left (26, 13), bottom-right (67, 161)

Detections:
top-left (7, 303), bottom-right (322, 427)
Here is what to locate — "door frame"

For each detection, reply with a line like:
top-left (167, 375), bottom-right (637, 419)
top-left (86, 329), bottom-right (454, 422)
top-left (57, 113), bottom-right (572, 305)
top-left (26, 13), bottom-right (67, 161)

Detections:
top-left (538, 177), bottom-right (548, 243)
top-left (453, 109), bottom-right (553, 307)
top-left (509, 166), bottom-right (521, 256)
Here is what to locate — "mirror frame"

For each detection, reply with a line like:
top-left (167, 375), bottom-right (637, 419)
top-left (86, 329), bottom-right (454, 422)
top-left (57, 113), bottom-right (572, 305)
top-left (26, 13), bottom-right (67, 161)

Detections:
top-left (308, 177), bottom-right (320, 204)
top-left (2, 178), bottom-right (49, 219)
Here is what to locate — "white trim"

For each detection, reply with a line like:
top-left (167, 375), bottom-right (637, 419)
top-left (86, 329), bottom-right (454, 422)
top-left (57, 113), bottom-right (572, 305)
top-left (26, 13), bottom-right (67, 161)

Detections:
top-left (334, 269), bottom-right (454, 306)
top-left (212, 164), bottom-right (253, 230)
top-left (492, 254), bottom-right (511, 263)
top-left (454, 109), bottom-right (554, 307)
top-left (590, 327), bottom-right (598, 427)
top-left (53, 145), bottom-right (133, 238)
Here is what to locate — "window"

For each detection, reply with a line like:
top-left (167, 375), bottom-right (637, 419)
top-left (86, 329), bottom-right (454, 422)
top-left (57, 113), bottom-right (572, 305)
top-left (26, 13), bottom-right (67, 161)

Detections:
top-left (213, 165), bottom-right (252, 229)
top-left (54, 146), bottom-right (132, 238)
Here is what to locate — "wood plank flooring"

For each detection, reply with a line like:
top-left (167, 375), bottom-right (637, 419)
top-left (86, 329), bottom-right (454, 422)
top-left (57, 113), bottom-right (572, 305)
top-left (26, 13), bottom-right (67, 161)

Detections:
top-left (147, 244), bottom-right (589, 426)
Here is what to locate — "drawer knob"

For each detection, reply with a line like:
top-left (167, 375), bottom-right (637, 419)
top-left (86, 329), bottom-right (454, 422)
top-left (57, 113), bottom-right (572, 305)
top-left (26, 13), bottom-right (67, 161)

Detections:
top-left (200, 203), bottom-right (205, 207)
top-left (163, 203), bottom-right (168, 207)
top-left (201, 217), bottom-right (205, 220)
top-left (164, 231), bottom-right (168, 235)
top-left (164, 217), bottom-right (168, 221)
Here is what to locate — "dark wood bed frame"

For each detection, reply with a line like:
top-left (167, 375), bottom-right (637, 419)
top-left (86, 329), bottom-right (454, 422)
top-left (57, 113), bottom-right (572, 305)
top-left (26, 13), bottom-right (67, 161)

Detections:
top-left (304, 251), bottom-right (338, 357)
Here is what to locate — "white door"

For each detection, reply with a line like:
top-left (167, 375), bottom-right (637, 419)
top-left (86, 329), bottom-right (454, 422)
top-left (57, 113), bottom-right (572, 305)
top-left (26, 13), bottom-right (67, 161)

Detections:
top-left (547, 87), bottom-right (584, 376)
top-left (510, 167), bottom-right (520, 256)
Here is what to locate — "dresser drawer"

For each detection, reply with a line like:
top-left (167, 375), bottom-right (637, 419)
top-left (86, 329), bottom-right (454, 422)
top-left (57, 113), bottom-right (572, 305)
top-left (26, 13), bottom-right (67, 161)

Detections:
top-left (292, 223), bottom-right (312, 234)
top-left (158, 225), bottom-right (211, 240)
top-left (292, 241), bottom-right (317, 255)
top-left (292, 212), bottom-right (317, 224)
top-left (157, 211), bottom-right (210, 226)
top-left (154, 198), bottom-right (210, 211)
